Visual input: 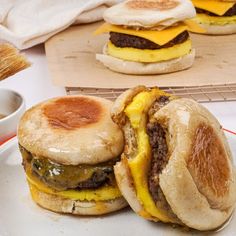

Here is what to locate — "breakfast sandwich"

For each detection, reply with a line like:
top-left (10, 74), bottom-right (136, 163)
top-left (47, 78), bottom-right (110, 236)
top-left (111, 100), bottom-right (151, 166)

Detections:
top-left (95, 0), bottom-right (204, 75)
top-left (111, 86), bottom-right (236, 230)
top-left (192, 0), bottom-right (236, 34)
top-left (18, 95), bottom-right (127, 215)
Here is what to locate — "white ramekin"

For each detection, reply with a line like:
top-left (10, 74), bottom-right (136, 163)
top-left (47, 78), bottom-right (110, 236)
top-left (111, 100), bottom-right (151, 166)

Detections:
top-left (0, 88), bottom-right (26, 143)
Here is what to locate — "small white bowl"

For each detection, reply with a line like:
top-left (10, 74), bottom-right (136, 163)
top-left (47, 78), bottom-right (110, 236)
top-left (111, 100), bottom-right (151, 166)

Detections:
top-left (0, 89), bottom-right (25, 144)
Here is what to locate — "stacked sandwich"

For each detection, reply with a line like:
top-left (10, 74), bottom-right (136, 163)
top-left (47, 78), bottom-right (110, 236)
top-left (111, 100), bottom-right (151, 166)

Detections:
top-left (95, 0), bottom-right (203, 75)
top-left (18, 96), bottom-right (128, 215)
top-left (111, 86), bottom-right (236, 231)
top-left (192, 0), bottom-right (236, 34)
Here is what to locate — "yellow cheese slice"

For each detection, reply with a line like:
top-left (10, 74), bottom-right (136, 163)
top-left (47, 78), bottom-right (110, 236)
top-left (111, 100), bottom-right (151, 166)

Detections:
top-left (192, 0), bottom-right (235, 16)
top-left (26, 173), bottom-right (122, 201)
top-left (95, 22), bottom-right (205, 45)
top-left (95, 23), bottom-right (188, 46)
top-left (107, 40), bottom-right (191, 63)
top-left (124, 89), bottom-right (173, 223)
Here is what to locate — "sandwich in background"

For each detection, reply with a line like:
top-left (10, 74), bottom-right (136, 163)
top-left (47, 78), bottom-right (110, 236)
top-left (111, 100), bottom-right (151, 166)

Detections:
top-left (192, 0), bottom-right (236, 34)
top-left (95, 0), bottom-right (204, 75)
top-left (18, 95), bottom-right (127, 215)
top-left (111, 86), bottom-right (236, 230)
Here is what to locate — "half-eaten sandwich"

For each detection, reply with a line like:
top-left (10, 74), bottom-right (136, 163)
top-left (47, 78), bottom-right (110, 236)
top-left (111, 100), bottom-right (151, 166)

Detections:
top-left (111, 86), bottom-right (236, 230)
top-left (18, 95), bottom-right (127, 215)
top-left (95, 0), bottom-right (203, 75)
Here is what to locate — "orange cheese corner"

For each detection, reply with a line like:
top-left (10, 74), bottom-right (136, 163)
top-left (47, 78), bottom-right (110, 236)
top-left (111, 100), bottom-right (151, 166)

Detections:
top-left (94, 22), bottom-right (111, 35)
top-left (183, 19), bottom-right (206, 33)
top-left (192, 0), bottom-right (235, 16)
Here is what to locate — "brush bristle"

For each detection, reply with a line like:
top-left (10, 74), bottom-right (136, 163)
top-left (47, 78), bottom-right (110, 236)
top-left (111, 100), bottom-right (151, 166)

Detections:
top-left (0, 44), bottom-right (31, 81)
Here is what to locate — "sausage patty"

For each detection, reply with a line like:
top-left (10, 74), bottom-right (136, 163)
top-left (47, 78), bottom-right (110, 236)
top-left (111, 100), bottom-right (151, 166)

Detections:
top-left (147, 97), bottom-right (171, 203)
top-left (147, 122), bottom-right (168, 202)
top-left (146, 96), bottom-right (181, 222)
top-left (196, 4), bottom-right (236, 17)
top-left (109, 31), bottom-right (189, 50)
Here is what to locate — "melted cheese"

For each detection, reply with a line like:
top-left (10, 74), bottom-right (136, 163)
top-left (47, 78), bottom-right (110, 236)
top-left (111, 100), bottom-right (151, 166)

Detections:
top-left (107, 40), bottom-right (191, 63)
top-left (183, 19), bottom-right (207, 33)
top-left (124, 89), bottom-right (173, 223)
top-left (192, 0), bottom-right (235, 16)
top-left (195, 14), bottom-right (236, 25)
top-left (26, 172), bottom-right (122, 201)
top-left (95, 22), bottom-right (204, 46)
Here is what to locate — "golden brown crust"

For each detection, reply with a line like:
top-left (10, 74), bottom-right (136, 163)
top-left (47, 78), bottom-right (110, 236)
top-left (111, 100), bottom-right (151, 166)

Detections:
top-left (188, 123), bottom-right (230, 200)
top-left (43, 97), bottom-right (103, 130)
top-left (126, 0), bottom-right (179, 11)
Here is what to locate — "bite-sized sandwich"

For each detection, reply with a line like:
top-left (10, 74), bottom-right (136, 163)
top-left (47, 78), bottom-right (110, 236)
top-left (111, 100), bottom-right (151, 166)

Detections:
top-left (18, 95), bottom-right (127, 215)
top-left (111, 86), bottom-right (236, 230)
top-left (95, 0), bottom-right (204, 75)
top-left (192, 0), bottom-right (236, 34)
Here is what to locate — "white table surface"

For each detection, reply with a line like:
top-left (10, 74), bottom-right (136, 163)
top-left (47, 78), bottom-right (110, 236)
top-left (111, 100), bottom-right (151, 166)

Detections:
top-left (0, 44), bottom-right (236, 133)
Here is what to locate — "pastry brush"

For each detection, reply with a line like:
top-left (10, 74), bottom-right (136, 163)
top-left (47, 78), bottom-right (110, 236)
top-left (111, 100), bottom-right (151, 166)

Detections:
top-left (0, 43), bottom-right (30, 81)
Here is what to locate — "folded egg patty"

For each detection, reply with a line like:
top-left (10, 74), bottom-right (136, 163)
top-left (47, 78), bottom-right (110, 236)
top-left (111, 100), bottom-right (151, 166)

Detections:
top-left (123, 91), bottom-right (181, 223)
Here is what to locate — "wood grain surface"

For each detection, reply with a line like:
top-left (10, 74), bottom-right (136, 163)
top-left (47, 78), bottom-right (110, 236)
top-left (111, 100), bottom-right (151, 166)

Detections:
top-left (45, 21), bottom-right (236, 89)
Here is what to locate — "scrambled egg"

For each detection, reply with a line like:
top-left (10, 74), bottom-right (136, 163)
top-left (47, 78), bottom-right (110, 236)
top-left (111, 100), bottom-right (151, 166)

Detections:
top-left (107, 40), bottom-right (192, 63)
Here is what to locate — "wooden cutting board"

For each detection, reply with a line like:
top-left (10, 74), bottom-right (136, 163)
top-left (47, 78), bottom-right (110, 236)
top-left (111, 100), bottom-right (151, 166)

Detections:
top-left (45, 21), bottom-right (236, 89)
